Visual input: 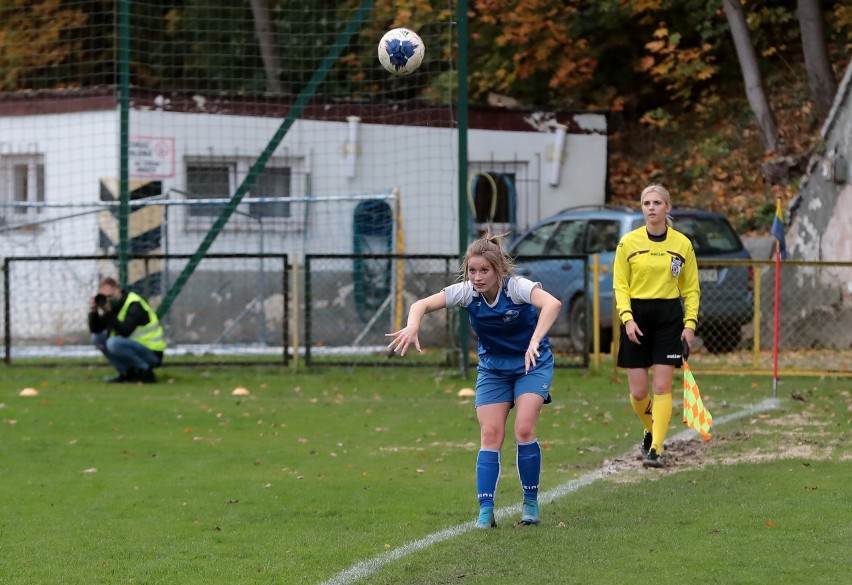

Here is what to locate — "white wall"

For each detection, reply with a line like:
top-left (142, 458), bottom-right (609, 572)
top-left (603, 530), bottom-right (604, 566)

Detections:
top-left (129, 108), bottom-right (607, 257)
top-left (1, 110), bottom-right (117, 258)
top-left (1, 106), bottom-right (606, 341)
top-left (3, 107), bottom-right (607, 259)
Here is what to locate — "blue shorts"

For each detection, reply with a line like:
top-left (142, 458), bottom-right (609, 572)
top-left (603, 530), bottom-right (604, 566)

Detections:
top-left (474, 349), bottom-right (554, 408)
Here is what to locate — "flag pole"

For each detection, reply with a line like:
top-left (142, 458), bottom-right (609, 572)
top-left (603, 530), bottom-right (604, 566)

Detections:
top-left (770, 197), bottom-right (786, 400)
top-left (772, 239), bottom-right (780, 398)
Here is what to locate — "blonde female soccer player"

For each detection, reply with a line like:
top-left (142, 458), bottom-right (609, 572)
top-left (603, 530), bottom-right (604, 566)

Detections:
top-left (386, 231), bottom-right (561, 528)
top-left (613, 184), bottom-right (700, 468)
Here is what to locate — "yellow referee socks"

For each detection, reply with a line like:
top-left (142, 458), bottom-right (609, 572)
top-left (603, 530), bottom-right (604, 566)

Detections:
top-left (630, 394), bottom-right (653, 433)
top-left (650, 393), bottom-right (673, 453)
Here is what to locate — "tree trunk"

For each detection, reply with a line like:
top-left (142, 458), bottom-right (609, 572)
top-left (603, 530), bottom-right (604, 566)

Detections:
top-left (721, 0), bottom-right (780, 154)
top-left (249, 0), bottom-right (283, 94)
top-left (797, 0), bottom-right (837, 121)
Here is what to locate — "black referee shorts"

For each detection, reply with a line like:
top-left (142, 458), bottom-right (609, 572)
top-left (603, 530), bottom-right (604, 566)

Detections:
top-left (617, 298), bottom-right (685, 369)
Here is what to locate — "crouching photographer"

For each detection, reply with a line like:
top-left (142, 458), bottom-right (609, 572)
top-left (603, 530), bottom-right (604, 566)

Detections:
top-left (89, 277), bottom-right (166, 383)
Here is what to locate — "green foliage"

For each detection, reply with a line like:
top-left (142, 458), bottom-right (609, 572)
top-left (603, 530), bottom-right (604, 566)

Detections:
top-left (154, 1), bottom-right (261, 92)
top-left (0, 1), bottom-right (89, 91)
top-left (742, 200), bottom-right (783, 233)
top-left (468, 0), bottom-right (598, 108)
top-left (1, 1), bottom-right (845, 111)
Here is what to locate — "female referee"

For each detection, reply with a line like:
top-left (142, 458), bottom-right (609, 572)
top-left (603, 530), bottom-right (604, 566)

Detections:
top-left (386, 231), bottom-right (561, 529)
top-left (614, 184), bottom-right (700, 468)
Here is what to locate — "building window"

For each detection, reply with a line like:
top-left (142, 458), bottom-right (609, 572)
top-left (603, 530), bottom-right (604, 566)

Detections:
top-left (250, 167), bottom-right (291, 218)
top-left (186, 164), bottom-right (232, 217)
top-left (184, 159), bottom-right (296, 229)
top-left (469, 170), bottom-right (521, 239)
top-left (471, 171), bottom-right (514, 224)
top-left (2, 156), bottom-right (45, 226)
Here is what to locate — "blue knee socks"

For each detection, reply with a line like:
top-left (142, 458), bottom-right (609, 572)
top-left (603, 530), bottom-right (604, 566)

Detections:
top-left (476, 449), bottom-right (501, 509)
top-left (517, 439), bottom-right (541, 502)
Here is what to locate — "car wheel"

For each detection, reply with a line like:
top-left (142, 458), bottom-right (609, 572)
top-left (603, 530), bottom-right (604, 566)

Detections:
top-left (566, 296), bottom-right (613, 353)
top-left (567, 297), bottom-right (587, 353)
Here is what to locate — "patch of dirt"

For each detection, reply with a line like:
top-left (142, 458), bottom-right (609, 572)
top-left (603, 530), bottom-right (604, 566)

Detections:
top-left (604, 439), bottom-right (711, 483)
top-left (604, 409), bottom-right (850, 483)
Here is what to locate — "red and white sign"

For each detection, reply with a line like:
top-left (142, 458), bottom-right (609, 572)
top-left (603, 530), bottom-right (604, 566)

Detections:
top-left (129, 136), bottom-right (175, 178)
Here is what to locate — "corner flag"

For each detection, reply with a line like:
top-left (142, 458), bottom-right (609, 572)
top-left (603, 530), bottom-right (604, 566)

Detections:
top-left (681, 340), bottom-right (712, 440)
top-left (771, 198), bottom-right (786, 260)
top-left (683, 362), bottom-right (712, 441)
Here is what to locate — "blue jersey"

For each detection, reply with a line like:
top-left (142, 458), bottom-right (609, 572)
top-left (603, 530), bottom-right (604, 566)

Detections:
top-left (444, 277), bottom-right (549, 357)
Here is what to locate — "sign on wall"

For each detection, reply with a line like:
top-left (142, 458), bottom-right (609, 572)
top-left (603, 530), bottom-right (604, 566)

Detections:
top-left (129, 136), bottom-right (175, 178)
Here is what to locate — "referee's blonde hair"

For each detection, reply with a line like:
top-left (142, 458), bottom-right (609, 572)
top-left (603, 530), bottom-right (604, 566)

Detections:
top-left (640, 184), bottom-right (674, 227)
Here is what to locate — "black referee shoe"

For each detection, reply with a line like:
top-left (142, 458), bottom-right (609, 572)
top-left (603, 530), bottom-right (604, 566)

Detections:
top-left (643, 448), bottom-right (664, 468)
top-left (641, 431), bottom-right (653, 458)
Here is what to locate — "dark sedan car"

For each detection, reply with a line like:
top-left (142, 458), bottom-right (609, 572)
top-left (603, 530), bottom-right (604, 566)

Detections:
top-left (509, 205), bottom-right (753, 353)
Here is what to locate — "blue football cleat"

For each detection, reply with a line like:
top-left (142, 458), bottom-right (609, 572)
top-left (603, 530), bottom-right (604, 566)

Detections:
top-left (521, 500), bottom-right (540, 525)
top-left (475, 507), bottom-right (497, 529)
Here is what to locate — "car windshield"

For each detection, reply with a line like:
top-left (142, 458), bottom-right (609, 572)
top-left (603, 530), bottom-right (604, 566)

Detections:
top-left (513, 222), bottom-right (558, 255)
top-left (547, 220), bottom-right (585, 255)
top-left (672, 215), bottom-right (743, 254)
top-left (585, 220), bottom-right (621, 253)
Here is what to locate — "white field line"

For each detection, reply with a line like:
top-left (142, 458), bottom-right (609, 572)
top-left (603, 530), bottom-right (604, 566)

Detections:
top-left (318, 397), bottom-right (780, 585)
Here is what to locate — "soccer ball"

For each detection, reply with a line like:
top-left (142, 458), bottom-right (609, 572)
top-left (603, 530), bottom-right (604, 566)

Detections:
top-left (377, 28), bottom-right (425, 76)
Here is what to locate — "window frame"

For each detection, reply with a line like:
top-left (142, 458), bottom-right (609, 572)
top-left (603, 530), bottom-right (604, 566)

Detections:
top-left (181, 156), bottom-right (303, 232)
top-left (1, 154), bottom-right (45, 227)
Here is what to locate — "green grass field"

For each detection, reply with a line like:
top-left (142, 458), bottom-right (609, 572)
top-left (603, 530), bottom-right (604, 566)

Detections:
top-left (1, 362), bottom-right (849, 584)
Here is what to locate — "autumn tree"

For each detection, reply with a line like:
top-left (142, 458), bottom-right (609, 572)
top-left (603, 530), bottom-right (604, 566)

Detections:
top-left (797, 0), bottom-right (837, 120)
top-left (721, 0), bottom-right (780, 154)
top-left (469, 0), bottom-right (597, 109)
top-left (249, 0), bottom-right (283, 93)
top-left (0, 1), bottom-right (88, 91)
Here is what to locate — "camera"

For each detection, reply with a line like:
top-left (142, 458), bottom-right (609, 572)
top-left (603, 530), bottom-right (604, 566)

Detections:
top-left (94, 293), bottom-right (108, 307)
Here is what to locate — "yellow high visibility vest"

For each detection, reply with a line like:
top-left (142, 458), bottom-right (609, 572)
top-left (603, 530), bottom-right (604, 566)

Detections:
top-left (113, 292), bottom-right (167, 352)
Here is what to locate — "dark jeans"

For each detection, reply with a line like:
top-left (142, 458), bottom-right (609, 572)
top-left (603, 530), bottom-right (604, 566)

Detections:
top-left (92, 332), bottom-right (160, 376)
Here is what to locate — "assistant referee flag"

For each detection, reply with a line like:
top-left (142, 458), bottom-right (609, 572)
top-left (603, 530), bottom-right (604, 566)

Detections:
top-left (771, 198), bottom-right (787, 260)
top-left (681, 340), bottom-right (712, 441)
top-left (683, 361), bottom-right (713, 441)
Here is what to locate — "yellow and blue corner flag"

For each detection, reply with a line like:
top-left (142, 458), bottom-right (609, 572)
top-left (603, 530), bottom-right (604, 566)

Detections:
top-left (771, 198), bottom-right (787, 260)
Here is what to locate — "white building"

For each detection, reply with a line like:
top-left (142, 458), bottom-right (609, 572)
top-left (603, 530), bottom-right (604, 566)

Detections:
top-left (0, 90), bottom-right (608, 347)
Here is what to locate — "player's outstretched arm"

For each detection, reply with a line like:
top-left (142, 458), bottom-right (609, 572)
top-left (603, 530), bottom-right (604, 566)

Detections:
top-left (386, 291), bottom-right (447, 356)
top-left (525, 286), bottom-right (562, 373)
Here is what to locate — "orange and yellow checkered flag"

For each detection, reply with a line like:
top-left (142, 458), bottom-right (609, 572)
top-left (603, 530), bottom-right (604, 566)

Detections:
top-left (682, 361), bottom-right (712, 440)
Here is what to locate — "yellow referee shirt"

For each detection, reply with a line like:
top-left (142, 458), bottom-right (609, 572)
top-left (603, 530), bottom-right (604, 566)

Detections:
top-left (613, 226), bottom-right (700, 328)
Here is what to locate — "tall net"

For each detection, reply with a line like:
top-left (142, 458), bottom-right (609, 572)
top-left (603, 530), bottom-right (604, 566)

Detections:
top-left (1, 2), bottom-right (615, 366)
top-left (0, 1), bottom-right (460, 360)
top-left (0, 195), bottom-right (399, 362)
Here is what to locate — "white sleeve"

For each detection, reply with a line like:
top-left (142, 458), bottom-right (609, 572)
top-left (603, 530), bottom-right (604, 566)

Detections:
top-left (443, 281), bottom-right (474, 308)
top-left (506, 276), bottom-right (540, 304)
